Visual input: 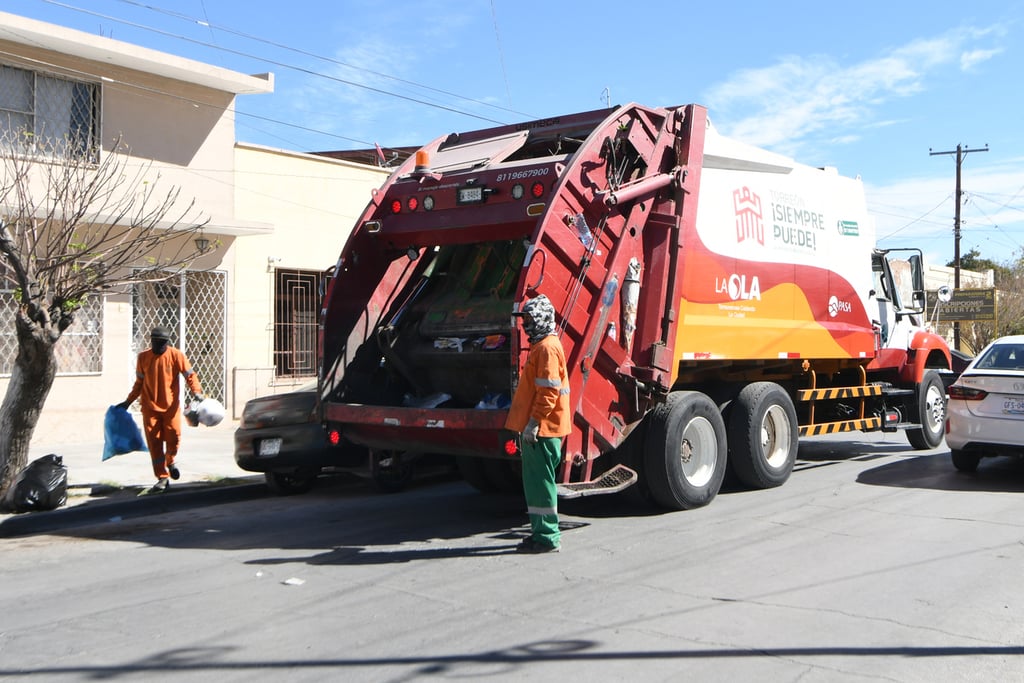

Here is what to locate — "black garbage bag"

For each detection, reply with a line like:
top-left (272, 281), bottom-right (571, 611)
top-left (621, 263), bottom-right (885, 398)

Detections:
top-left (1, 454), bottom-right (68, 513)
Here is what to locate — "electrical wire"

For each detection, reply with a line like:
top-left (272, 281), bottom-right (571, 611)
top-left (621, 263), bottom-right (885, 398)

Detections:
top-left (110, 0), bottom-right (535, 119)
top-left (38, 0), bottom-right (521, 126)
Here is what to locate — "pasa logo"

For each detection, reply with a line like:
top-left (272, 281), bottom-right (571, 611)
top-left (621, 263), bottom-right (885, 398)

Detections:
top-left (828, 295), bottom-right (852, 317)
top-left (716, 274), bottom-right (761, 301)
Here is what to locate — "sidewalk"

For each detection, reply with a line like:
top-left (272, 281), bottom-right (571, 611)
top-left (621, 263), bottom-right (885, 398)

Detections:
top-left (5, 417), bottom-right (261, 517)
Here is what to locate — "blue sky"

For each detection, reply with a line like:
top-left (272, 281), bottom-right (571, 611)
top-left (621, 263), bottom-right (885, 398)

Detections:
top-left (5, 0), bottom-right (1024, 270)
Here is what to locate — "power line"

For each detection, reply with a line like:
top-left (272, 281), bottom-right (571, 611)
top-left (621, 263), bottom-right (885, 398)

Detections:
top-left (111, 0), bottom-right (535, 119)
top-left (37, 0), bottom-right (515, 127)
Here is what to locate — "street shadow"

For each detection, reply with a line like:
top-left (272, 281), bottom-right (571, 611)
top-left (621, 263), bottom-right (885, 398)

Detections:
top-left (857, 450), bottom-right (1024, 493)
top-left (4, 639), bottom-right (1024, 679)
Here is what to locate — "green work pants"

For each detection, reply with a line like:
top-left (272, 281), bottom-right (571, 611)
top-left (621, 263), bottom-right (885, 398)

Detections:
top-left (521, 435), bottom-right (562, 548)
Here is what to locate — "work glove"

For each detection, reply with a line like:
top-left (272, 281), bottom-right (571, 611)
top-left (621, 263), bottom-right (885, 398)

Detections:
top-left (523, 418), bottom-right (540, 445)
top-left (115, 400), bottom-right (130, 410)
top-left (194, 393), bottom-right (205, 402)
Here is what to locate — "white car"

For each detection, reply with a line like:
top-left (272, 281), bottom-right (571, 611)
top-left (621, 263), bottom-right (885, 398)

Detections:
top-left (946, 335), bottom-right (1024, 472)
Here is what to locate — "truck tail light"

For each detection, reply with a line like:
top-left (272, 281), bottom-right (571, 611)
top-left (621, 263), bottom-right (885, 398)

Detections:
top-left (948, 385), bottom-right (987, 401)
top-left (328, 429), bottom-right (341, 446)
top-left (531, 181), bottom-right (545, 198)
top-left (504, 438), bottom-right (520, 456)
top-left (407, 196), bottom-right (419, 211)
top-left (390, 198), bottom-right (402, 214)
top-left (882, 409), bottom-right (900, 431)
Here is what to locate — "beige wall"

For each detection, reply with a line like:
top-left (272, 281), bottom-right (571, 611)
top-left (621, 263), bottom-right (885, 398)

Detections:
top-left (228, 144), bottom-right (388, 409)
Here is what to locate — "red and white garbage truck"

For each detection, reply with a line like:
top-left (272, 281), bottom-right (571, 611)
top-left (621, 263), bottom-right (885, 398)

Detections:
top-left (316, 102), bottom-right (952, 509)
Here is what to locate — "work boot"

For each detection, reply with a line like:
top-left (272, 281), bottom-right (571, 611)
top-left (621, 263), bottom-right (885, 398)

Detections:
top-left (169, 464), bottom-right (180, 480)
top-left (150, 478), bottom-right (169, 493)
top-left (515, 537), bottom-right (560, 554)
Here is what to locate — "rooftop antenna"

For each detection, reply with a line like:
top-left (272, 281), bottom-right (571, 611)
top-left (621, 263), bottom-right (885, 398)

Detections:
top-left (601, 87), bottom-right (611, 108)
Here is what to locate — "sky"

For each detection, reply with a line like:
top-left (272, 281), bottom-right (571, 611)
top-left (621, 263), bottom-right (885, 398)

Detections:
top-left (4, 0), bottom-right (1024, 270)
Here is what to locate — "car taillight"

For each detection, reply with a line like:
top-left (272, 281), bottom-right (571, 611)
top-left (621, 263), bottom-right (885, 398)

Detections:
top-left (328, 429), bottom-right (341, 445)
top-left (948, 385), bottom-right (988, 400)
top-left (504, 438), bottom-right (519, 456)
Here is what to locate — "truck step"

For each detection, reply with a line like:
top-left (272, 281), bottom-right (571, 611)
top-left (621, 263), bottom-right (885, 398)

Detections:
top-left (557, 464), bottom-right (638, 499)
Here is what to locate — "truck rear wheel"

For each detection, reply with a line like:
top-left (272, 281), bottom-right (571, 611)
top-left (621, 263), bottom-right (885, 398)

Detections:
top-left (727, 382), bottom-right (797, 489)
top-left (644, 391), bottom-right (727, 510)
top-left (906, 370), bottom-right (946, 450)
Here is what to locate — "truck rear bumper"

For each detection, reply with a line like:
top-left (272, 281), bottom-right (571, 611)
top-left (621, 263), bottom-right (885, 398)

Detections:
top-left (324, 403), bottom-right (510, 457)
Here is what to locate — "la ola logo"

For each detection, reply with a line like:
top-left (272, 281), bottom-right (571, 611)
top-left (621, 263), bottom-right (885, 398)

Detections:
top-left (716, 274), bottom-right (761, 301)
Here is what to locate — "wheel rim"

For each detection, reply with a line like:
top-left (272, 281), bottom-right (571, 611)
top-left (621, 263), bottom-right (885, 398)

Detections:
top-left (923, 383), bottom-right (945, 433)
top-left (761, 404), bottom-right (793, 470)
top-left (679, 416), bottom-right (718, 487)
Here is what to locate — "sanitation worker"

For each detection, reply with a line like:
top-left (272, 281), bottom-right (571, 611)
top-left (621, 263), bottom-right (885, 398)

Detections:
top-left (117, 326), bottom-right (204, 493)
top-left (506, 294), bottom-right (571, 553)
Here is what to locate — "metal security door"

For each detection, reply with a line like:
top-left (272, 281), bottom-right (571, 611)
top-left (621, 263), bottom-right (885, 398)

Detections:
top-left (132, 270), bottom-right (226, 402)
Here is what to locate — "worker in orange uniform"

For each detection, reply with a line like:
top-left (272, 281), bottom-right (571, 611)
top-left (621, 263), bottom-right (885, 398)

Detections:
top-left (506, 294), bottom-right (571, 553)
top-left (117, 326), bottom-right (204, 493)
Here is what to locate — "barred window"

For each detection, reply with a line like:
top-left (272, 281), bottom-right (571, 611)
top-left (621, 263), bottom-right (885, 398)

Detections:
top-left (273, 268), bottom-right (328, 378)
top-left (0, 292), bottom-right (103, 376)
top-left (0, 63), bottom-right (100, 161)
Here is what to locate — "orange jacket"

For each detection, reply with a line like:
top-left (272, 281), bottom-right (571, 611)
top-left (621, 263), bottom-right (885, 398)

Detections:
top-left (126, 346), bottom-right (203, 415)
top-left (505, 335), bottom-right (571, 437)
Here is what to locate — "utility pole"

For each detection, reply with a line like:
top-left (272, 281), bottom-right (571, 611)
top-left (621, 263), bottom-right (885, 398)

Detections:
top-left (929, 143), bottom-right (988, 351)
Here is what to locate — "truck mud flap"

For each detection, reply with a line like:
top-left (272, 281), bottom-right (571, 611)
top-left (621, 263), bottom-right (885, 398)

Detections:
top-left (556, 464), bottom-right (638, 499)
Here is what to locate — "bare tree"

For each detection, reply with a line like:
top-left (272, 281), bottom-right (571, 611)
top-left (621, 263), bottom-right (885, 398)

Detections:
top-left (0, 129), bottom-right (209, 498)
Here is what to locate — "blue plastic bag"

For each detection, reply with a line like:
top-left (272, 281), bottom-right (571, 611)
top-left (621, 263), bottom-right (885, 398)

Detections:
top-left (103, 405), bottom-right (147, 461)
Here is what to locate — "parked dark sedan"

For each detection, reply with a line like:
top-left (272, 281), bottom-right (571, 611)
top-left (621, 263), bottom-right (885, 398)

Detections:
top-left (234, 383), bottom-right (363, 494)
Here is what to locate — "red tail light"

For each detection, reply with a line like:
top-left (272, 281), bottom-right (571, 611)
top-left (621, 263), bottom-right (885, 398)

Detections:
top-left (390, 199), bottom-right (402, 214)
top-left (504, 438), bottom-right (519, 456)
top-left (407, 196), bottom-right (419, 211)
top-left (948, 385), bottom-right (988, 401)
top-left (328, 429), bottom-right (341, 446)
top-left (530, 181), bottom-right (545, 198)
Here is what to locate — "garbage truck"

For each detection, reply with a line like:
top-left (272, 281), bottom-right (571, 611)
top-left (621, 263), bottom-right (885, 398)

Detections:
top-left (315, 102), bottom-right (952, 509)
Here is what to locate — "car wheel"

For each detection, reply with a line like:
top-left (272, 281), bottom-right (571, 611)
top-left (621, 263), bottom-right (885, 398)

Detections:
top-left (265, 468), bottom-right (319, 495)
top-left (951, 449), bottom-right (980, 473)
top-left (370, 450), bottom-right (414, 493)
top-left (906, 370), bottom-right (946, 450)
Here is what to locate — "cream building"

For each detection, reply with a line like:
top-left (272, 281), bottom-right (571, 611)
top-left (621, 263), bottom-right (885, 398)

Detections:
top-left (0, 12), bottom-right (389, 443)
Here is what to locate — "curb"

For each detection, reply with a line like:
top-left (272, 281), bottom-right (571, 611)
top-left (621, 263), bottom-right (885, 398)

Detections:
top-left (0, 478), bottom-right (267, 538)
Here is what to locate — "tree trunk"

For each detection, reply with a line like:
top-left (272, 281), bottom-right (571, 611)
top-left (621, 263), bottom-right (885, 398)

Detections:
top-left (0, 310), bottom-right (58, 498)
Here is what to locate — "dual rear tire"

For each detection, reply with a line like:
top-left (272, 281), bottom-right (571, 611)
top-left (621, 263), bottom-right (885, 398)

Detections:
top-left (643, 383), bottom-right (798, 510)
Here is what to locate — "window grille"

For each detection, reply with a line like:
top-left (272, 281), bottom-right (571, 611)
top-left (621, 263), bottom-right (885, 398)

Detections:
top-left (132, 271), bottom-right (227, 403)
top-left (273, 268), bottom-right (327, 378)
top-left (0, 292), bottom-right (103, 376)
top-left (0, 63), bottom-right (100, 161)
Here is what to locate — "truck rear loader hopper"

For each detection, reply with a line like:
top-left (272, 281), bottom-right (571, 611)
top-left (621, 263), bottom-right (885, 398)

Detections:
top-left (319, 102), bottom-right (952, 510)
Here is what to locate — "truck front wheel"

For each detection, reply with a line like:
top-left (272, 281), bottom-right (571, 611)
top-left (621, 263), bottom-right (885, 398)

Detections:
top-left (644, 391), bottom-right (727, 510)
top-left (727, 382), bottom-right (798, 489)
top-left (906, 370), bottom-right (946, 450)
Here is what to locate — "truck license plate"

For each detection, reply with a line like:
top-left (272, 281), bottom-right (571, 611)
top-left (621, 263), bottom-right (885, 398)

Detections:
top-left (258, 438), bottom-right (282, 456)
top-left (1003, 398), bottom-right (1024, 415)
